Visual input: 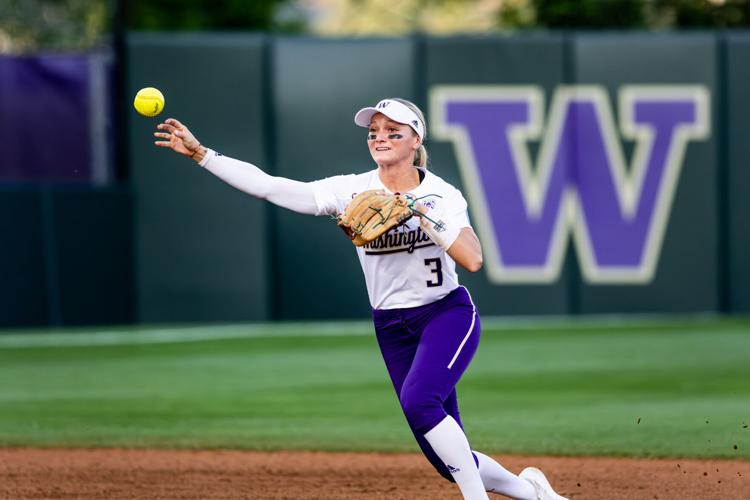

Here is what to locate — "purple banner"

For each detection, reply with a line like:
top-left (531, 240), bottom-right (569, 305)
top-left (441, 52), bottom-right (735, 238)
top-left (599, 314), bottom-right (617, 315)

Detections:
top-left (0, 54), bottom-right (109, 183)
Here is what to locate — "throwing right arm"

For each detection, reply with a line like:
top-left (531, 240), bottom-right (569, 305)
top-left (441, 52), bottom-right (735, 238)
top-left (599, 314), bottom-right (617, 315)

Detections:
top-left (154, 118), bottom-right (320, 216)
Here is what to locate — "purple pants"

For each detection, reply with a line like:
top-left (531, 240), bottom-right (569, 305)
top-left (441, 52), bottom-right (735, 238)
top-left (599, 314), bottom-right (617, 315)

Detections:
top-left (372, 285), bottom-right (481, 481)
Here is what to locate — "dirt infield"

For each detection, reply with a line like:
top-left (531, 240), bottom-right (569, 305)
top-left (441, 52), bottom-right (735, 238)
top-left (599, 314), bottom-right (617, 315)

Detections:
top-left (1, 448), bottom-right (748, 499)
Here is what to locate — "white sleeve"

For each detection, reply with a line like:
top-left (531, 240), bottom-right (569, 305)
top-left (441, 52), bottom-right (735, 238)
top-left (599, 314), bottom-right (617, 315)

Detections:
top-left (200, 148), bottom-right (323, 215)
top-left (309, 174), bottom-right (358, 217)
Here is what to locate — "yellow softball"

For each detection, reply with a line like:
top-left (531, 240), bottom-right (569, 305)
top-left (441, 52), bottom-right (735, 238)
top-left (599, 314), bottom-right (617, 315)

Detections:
top-left (133, 87), bottom-right (165, 117)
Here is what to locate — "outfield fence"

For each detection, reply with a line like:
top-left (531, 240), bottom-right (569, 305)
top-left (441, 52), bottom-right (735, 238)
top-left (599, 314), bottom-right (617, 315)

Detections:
top-left (3, 32), bottom-right (750, 326)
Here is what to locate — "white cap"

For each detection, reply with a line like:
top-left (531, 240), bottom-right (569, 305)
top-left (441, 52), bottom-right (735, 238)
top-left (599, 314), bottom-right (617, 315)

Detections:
top-left (354, 99), bottom-right (425, 140)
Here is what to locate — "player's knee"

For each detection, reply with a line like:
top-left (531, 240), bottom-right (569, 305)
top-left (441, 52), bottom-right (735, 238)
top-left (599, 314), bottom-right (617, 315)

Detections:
top-left (399, 391), bottom-right (443, 431)
top-left (398, 392), bottom-right (425, 424)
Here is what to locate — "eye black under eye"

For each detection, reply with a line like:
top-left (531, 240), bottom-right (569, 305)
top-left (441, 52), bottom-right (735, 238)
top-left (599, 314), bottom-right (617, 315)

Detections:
top-left (388, 134), bottom-right (404, 140)
top-left (367, 134), bottom-right (377, 140)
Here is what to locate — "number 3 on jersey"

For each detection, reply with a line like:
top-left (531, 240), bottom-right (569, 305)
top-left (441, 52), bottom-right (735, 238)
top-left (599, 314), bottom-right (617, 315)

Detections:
top-left (424, 258), bottom-right (443, 287)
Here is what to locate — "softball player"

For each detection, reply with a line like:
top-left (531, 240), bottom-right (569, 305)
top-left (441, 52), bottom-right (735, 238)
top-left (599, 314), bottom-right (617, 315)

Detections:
top-left (154, 98), bottom-right (567, 500)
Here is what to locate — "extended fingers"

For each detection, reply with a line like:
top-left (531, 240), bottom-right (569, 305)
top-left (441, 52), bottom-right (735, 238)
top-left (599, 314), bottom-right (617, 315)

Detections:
top-left (157, 123), bottom-right (177, 134)
top-left (154, 118), bottom-right (194, 151)
top-left (165, 117), bottom-right (185, 129)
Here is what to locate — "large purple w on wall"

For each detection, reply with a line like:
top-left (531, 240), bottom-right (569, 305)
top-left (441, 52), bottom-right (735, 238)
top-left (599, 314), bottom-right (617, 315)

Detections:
top-left (430, 86), bottom-right (710, 284)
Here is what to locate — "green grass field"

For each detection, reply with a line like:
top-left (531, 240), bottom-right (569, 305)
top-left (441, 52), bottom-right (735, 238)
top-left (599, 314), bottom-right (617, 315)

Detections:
top-left (1, 317), bottom-right (748, 458)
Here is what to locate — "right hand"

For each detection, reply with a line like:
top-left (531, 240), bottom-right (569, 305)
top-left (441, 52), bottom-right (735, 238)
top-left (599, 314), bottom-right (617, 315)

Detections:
top-left (154, 118), bottom-right (202, 158)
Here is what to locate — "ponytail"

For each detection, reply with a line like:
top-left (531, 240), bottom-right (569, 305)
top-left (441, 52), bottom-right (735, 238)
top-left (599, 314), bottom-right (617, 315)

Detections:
top-left (414, 144), bottom-right (428, 168)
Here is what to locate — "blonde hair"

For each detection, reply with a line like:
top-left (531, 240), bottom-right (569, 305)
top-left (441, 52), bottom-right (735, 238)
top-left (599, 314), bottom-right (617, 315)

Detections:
top-left (390, 98), bottom-right (429, 168)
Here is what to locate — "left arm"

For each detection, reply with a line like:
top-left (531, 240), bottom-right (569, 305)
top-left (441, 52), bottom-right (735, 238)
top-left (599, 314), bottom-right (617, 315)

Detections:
top-left (418, 207), bottom-right (483, 273)
top-left (414, 187), bottom-right (483, 272)
top-left (446, 227), bottom-right (483, 273)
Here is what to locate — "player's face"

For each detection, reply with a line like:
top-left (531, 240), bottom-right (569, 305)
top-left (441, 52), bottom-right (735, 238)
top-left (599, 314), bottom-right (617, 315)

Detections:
top-left (367, 113), bottom-right (420, 167)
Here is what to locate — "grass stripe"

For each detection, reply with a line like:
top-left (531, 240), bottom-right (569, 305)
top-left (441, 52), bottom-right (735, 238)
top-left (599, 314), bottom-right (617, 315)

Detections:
top-left (0, 313), bottom-right (741, 348)
top-left (0, 317), bottom-right (748, 456)
top-left (0, 322), bottom-right (374, 348)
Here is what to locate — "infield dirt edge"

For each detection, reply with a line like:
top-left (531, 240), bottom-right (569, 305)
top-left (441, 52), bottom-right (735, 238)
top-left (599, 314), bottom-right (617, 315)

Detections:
top-left (2, 448), bottom-right (749, 499)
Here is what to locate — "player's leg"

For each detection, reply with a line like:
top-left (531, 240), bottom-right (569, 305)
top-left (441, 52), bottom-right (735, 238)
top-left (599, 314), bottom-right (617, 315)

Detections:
top-left (398, 292), bottom-right (487, 499)
top-left (398, 292), bottom-right (479, 434)
top-left (474, 451), bottom-right (537, 499)
top-left (440, 388), bottom-right (538, 499)
top-left (373, 293), bottom-right (486, 499)
top-left (371, 307), bottom-right (459, 476)
top-left (372, 309), bottom-right (420, 403)
top-left (409, 384), bottom-right (539, 499)
top-left (408, 389), bottom-right (467, 482)
top-left (374, 294), bottom-right (560, 500)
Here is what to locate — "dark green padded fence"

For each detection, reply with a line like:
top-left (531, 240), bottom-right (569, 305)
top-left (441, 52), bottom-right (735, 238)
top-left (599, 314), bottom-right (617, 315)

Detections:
top-left (6, 31), bottom-right (750, 328)
top-left (0, 190), bottom-right (49, 327)
top-left (122, 32), bottom-right (750, 319)
top-left (127, 33), bottom-right (271, 322)
top-left (0, 188), bottom-right (133, 328)
top-left (726, 33), bottom-right (750, 313)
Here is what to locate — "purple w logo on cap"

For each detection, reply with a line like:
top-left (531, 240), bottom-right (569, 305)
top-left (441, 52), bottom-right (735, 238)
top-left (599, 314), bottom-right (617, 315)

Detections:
top-left (377, 101), bottom-right (390, 109)
top-left (431, 85), bottom-right (710, 284)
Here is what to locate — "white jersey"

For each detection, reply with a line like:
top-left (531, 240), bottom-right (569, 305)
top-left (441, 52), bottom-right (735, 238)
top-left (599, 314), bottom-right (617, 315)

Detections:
top-left (312, 168), bottom-right (472, 310)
